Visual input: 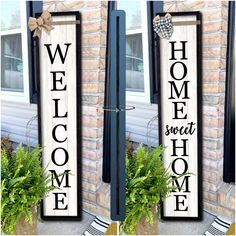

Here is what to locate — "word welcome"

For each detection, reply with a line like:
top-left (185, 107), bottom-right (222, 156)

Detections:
top-left (44, 43), bottom-right (72, 211)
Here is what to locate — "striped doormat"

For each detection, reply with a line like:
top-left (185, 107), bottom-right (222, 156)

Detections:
top-left (204, 217), bottom-right (232, 235)
top-left (84, 217), bottom-right (111, 236)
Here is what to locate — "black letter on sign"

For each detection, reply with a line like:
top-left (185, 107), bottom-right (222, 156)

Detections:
top-left (50, 71), bottom-right (67, 91)
top-left (171, 157), bottom-right (188, 175)
top-left (174, 195), bottom-right (188, 211)
top-left (49, 170), bottom-right (71, 188)
top-left (53, 99), bottom-right (68, 118)
top-left (168, 81), bottom-right (190, 99)
top-left (171, 176), bottom-right (190, 192)
top-left (53, 192), bottom-right (68, 210)
top-left (172, 102), bottom-right (187, 119)
top-left (52, 124), bottom-right (67, 143)
top-left (51, 147), bottom-right (69, 166)
top-left (169, 41), bottom-right (187, 60)
top-left (170, 62), bottom-right (187, 81)
top-left (173, 102), bottom-right (187, 119)
top-left (171, 139), bottom-right (188, 157)
top-left (44, 43), bottom-right (71, 64)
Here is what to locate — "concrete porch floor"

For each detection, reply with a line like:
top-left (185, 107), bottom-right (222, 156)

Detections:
top-left (37, 211), bottom-right (95, 235)
top-left (37, 210), bottom-right (215, 235)
top-left (158, 210), bottom-right (216, 235)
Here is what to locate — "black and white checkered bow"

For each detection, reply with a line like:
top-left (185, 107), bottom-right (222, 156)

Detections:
top-left (153, 13), bottom-right (173, 40)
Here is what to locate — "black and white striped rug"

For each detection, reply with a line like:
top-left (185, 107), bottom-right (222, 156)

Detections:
top-left (84, 217), bottom-right (110, 236)
top-left (204, 217), bottom-right (231, 235)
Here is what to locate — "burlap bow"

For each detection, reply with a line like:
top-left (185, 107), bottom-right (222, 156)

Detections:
top-left (153, 13), bottom-right (173, 40)
top-left (28, 11), bottom-right (54, 38)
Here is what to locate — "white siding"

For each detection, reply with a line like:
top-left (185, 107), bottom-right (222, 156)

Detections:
top-left (1, 100), bottom-right (38, 147)
top-left (126, 101), bottom-right (159, 147)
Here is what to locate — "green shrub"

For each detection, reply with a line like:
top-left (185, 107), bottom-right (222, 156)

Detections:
top-left (121, 145), bottom-right (177, 234)
top-left (1, 145), bottom-right (55, 234)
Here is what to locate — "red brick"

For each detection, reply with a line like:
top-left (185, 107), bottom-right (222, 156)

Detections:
top-left (83, 170), bottom-right (102, 183)
top-left (83, 9), bottom-right (101, 21)
top-left (83, 34), bottom-right (101, 45)
top-left (83, 181), bottom-right (99, 192)
top-left (83, 190), bottom-right (96, 202)
top-left (83, 59), bottom-right (100, 70)
top-left (82, 149), bottom-right (102, 160)
top-left (100, 47), bottom-right (106, 58)
top-left (82, 71), bottom-right (100, 82)
top-left (203, 10), bottom-right (222, 21)
top-left (203, 169), bottom-right (222, 182)
top-left (82, 158), bottom-right (98, 171)
top-left (182, 1), bottom-right (205, 10)
top-left (83, 201), bottom-right (110, 218)
top-left (220, 71), bottom-right (226, 81)
top-left (203, 71), bottom-right (220, 82)
top-left (203, 180), bottom-right (220, 192)
top-left (82, 48), bottom-right (100, 58)
top-left (203, 47), bottom-right (221, 58)
top-left (83, 139), bottom-right (100, 149)
top-left (96, 183), bottom-right (110, 207)
top-left (217, 183), bottom-right (233, 207)
top-left (203, 105), bottom-right (224, 116)
top-left (203, 116), bottom-right (224, 127)
top-left (164, 4), bottom-right (177, 12)
top-left (203, 95), bottom-right (224, 105)
top-left (82, 83), bottom-right (104, 93)
top-left (203, 59), bottom-right (221, 70)
top-left (203, 190), bottom-right (217, 202)
top-left (203, 158), bottom-right (223, 171)
top-left (203, 22), bottom-right (221, 33)
top-left (207, 1), bottom-right (222, 8)
top-left (229, 188), bottom-right (235, 209)
top-left (83, 116), bottom-right (103, 127)
top-left (203, 83), bottom-right (225, 93)
top-left (203, 34), bottom-right (227, 46)
top-left (203, 127), bottom-right (224, 138)
top-left (203, 138), bottom-right (223, 149)
top-left (82, 106), bottom-right (103, 116)
top-left (82, 21), bottom-right (102, 33)
top-left (83, 127), bottom-right (103, 138)
top-left (203, 147), bottom-right (224, 160)
top-left (220, 47), bottom-right (227, 58)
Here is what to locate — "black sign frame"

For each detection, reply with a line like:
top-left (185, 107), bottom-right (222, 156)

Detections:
top-left (36, 11), bottom-right (82, 221)
top-left (156, 11), bottom-right (202, 220)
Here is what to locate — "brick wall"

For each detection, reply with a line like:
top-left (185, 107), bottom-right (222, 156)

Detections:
top-left (43, 0), bottom-right (110, 218)
top-left (164, 1), bottom-right (235, 220)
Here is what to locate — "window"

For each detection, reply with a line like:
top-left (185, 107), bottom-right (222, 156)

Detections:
top-left (117, 1), bottom-right (151, 103)
top-left (0, 1), bottom-right (30, 102)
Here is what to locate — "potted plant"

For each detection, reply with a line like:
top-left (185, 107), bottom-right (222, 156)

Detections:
top-left (120, 144), bottom-right (178, 235)
top-left (1, 138), bottom-right (55, 235)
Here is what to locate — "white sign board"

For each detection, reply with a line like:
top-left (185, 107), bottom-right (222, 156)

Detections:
top-left (158, 12), bottom-right (202, 220)
top-left (37, 12), bottom-right (81, 220)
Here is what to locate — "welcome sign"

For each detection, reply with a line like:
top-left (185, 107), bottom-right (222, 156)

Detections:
top-left (157, 12), bottom-right (202, 219)
top-left (36, 12), bottom-right (81, 220)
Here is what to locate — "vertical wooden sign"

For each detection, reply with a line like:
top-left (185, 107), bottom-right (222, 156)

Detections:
top-left (157, 12), bottom-right (202, 219)
top-left (36, 12), bottom-right (81, 220)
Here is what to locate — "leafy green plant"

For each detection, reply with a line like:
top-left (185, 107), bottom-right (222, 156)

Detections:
top-left (121, 145), bottom-right (178, 234)
top-left (1, 145), bottom-right (55, 235)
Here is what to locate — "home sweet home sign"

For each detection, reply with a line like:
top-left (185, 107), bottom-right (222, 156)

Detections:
top-left (157, 12), bottom-right (202, 219)
top-left (36, 12), bottom-right (81, 220)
